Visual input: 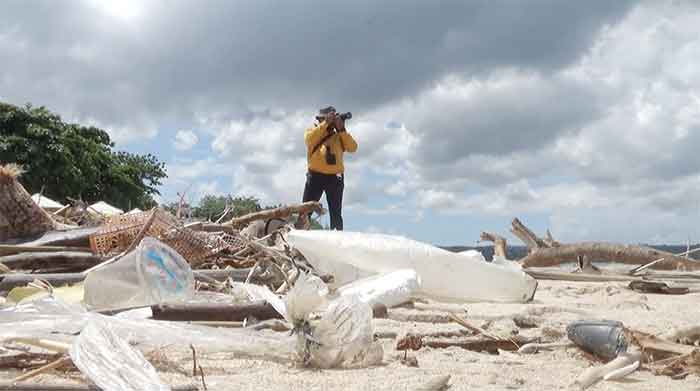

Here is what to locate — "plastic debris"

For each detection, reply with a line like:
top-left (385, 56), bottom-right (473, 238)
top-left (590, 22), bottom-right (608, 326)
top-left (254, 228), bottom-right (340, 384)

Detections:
top-left (567, 320), bottom-right (628, 361)
top-left (284, 273), bottom-right (329, 325)
top-left (69, 315), bottom-right (171, 391)
top-left (304, 294), bottom-right (383, 368)
top-left (280, 272), bottom-right (383, 368)
top-left (0, 284), bottom-right (382, 370)
top-left (334, 269), bottom-right (420, 308)
top-left (287, 229), bottom-right (538, 303)
top-left (574, 352), bottom-right (641, 390)
top-left (0, 296), bottom-right (293, 362)
top-left (84, 238), bottom-right (195, 310)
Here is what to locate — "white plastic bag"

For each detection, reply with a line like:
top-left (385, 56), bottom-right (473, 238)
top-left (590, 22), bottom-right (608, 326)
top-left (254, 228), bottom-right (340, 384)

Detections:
top-left (84, 238), bottom-right (194, 310)
top-left (284, 273), bottom-right (329, 324)
top-left (69, 315), bottom-right (170, 391)
top-left (307, 294), bottom-right (383, 368)
top-left (334, 269), bottom-right (420, 308)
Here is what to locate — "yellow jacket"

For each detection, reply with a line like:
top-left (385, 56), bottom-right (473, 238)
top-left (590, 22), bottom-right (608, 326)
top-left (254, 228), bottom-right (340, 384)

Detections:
top-left (304, 120), bottom-right (358, 174)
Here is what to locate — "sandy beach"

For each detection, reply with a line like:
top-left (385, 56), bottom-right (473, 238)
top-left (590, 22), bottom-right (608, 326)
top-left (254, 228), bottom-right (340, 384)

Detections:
top-left (2, 278), bottom-right (698, 391)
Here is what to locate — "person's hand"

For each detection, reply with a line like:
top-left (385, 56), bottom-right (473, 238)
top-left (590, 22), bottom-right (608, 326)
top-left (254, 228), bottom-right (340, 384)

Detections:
top-left (324, 112), bottom-right (337, 131)
top-left (334, 115), bottom-right (346, 132)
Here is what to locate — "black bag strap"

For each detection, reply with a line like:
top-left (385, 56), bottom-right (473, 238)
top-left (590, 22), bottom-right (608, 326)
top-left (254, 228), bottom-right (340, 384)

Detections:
top-left (312, 130), bottom-right (336, 154)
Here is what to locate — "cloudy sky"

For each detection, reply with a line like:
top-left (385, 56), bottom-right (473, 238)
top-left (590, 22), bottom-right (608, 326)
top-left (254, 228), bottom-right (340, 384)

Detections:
top-left (3, 0), bottom-right (700, 245)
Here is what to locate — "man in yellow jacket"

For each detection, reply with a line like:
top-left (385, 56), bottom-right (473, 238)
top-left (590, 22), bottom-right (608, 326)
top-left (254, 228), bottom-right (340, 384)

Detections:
top-left (302, 106), bottom-right (358, 230)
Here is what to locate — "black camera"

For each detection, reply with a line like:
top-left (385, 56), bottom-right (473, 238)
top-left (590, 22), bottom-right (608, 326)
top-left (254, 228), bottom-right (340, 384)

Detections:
top-left (316, 111), bottom-right (352, 121)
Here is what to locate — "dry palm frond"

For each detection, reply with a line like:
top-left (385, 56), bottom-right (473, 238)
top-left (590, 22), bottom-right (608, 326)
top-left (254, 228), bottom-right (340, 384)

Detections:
top-left (0, 163), bottom-right (24, 182)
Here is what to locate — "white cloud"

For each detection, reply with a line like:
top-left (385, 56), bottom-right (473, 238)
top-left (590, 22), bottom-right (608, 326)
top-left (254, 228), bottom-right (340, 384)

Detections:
top-left (10, 1), bottom-right (700, 243)
top-left (173, 130), bottom-right (199, 151)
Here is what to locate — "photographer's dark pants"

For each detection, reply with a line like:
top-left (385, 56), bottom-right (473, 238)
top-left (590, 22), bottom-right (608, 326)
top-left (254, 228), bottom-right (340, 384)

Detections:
top-left (303, 171), bottom-right (344, 230)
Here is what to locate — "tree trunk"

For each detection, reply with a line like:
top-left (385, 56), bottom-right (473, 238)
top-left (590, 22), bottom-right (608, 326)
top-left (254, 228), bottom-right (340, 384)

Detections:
top-left (0, 165), bottom-right (58, 241)
top-left (519, 242), bottom-right (700, 271)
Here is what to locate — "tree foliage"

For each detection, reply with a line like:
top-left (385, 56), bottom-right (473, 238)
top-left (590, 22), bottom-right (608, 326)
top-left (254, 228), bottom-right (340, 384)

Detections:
top-left (0, 102), bottom-right (166, 210)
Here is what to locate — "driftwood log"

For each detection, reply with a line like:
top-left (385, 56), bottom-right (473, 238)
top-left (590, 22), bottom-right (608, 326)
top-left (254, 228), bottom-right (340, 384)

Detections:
top-left (7, 227), bottom-right (100, 247)
top-left (421, 336), bottom-right (533, 353)
top-left (520, 242), bottom-right (700, 271)
top-left (0, 244), bottom-right (92, 256)
top-left (0, 252), bottom-right (105, 272)
top-left (0, 165), bottom-right (65, 241)
top-left (0, 268), bottom-right (254, 292)
top-left (0, 384), bottom-right (199, 391)
top-left (225, 201), bottom-right (323, 228)
top-left (184, 221), bottom-right (236, 234)
top-left (509, 218), bottom-right (700, 271)
top-left (151, 300), bottom-right (283, 322)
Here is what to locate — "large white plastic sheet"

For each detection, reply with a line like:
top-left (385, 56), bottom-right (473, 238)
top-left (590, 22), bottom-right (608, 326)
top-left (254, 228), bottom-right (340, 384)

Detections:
top-left (0, 283), bottom-right (383, 369)
top-left (288, 229), bottom-right (538, 303)
top-left (69, 316), bottom-right (171, 391)
top-left (0, 297), bottom-right (292, 363)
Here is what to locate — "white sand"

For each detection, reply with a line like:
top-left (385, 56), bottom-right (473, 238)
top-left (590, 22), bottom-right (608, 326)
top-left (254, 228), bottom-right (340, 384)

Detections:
top-left (2, 279), bottom-right (699, 390)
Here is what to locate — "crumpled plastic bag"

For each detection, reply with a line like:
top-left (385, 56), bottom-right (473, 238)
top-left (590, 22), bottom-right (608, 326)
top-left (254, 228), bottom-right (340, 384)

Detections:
top-left (237, 273), bottom-right (384, 368)
top-left (306, 294), bottom-right (384, 368)
top-left (70, 315), bottom-right (170, 391)
top-left (283, 273), bottom-right (383, 368)
top-left (284, 273), bottom-right (329, 324)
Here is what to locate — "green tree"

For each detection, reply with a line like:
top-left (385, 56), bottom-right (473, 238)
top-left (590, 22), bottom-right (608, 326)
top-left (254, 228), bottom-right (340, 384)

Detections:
top-left (0, 102), bottom-right (166, 209)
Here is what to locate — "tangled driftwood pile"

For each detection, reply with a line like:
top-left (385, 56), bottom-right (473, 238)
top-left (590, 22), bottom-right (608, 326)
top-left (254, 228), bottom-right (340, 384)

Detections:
top-left (0, 163), bottom-right (324, 297)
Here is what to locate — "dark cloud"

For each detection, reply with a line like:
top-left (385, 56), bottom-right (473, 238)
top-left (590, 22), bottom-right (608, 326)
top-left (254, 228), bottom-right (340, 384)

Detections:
top-left (0, 0), bottom-right (636, 137)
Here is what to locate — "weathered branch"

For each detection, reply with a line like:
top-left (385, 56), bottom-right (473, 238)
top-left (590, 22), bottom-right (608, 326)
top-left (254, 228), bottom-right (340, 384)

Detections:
top-left (543, 229), bottom-right (560, 247)
top-left (510, 218), bottom-right (548, 252)
top-left (520, 242), bottom-right (700, 271)
top-left (479, 232), bottom-right (507, 258)
top-left (225, 201), bottom-right (324, 228)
